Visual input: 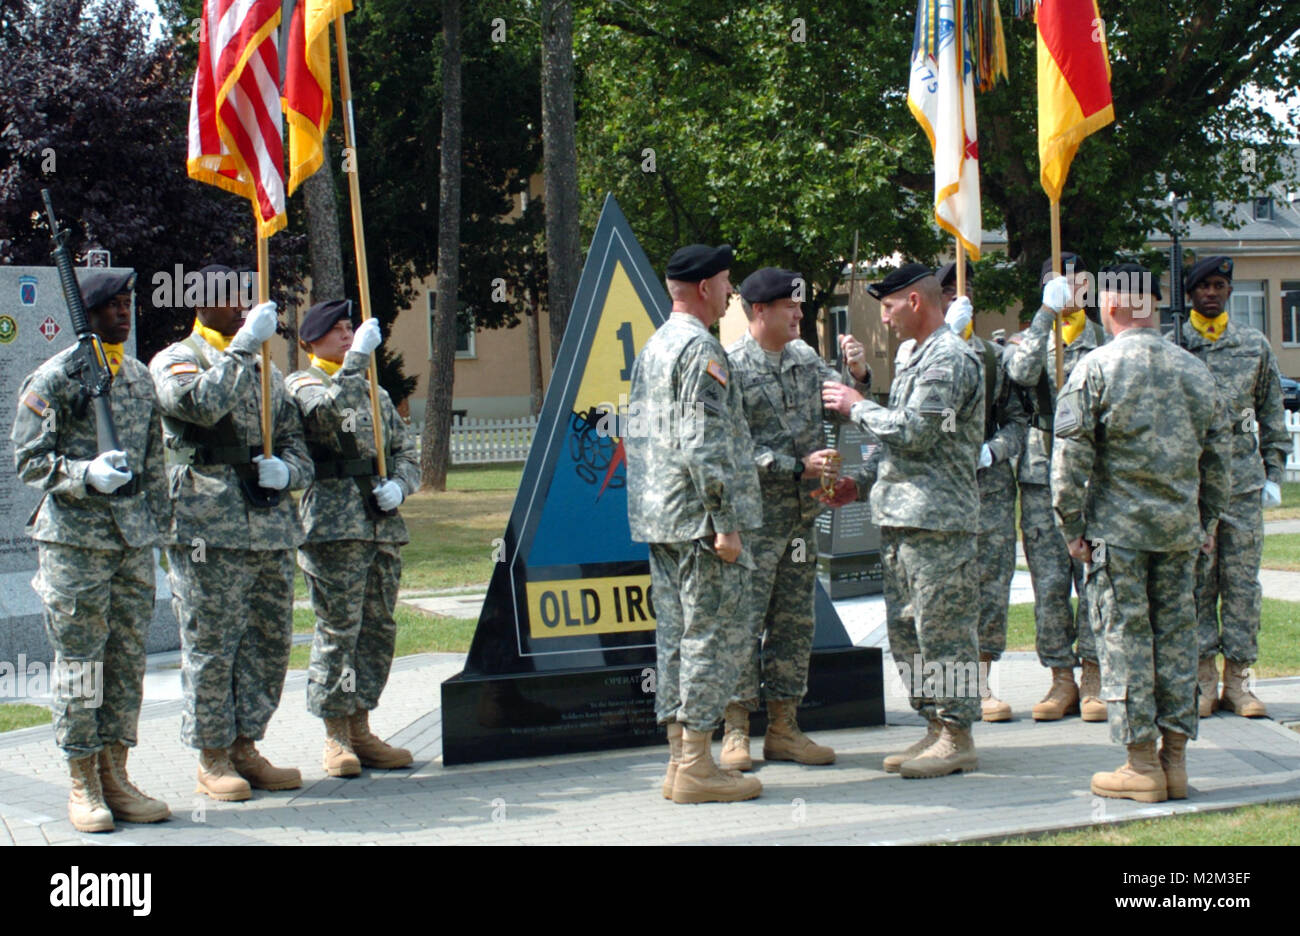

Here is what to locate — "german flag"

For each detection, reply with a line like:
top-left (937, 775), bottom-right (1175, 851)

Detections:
top-left (1036, 0), bottom-right (1114, 202)
top-left (282, 0), bottom-right (353, 196)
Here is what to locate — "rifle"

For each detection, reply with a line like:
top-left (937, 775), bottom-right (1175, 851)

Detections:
top-left (1168, 196), bottom-right (1187, 349)
top-left (41, 188), bottom-right (136, 496)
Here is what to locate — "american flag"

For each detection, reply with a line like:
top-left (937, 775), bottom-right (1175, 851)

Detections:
top-left (187, 0), bottom-right (287, 237)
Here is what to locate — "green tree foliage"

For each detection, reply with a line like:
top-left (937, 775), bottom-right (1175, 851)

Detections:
top-left (577, 1), bottom-right (1300, 327)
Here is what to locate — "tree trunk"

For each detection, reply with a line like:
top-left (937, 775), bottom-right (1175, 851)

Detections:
top-left (526, 301), bottom-right (543, 416)
top-left (304, 135), bottom-right (346, 303)
top-left (540, 0), bottom-right (580, 364)
top-left (420, 0), bottom-right (462, 491)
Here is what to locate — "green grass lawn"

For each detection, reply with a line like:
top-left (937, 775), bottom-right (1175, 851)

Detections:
top-left (0, 703), bottom-right (52, 732)
top-left (978, 802), bottom-right (1300, 846)
top-left (1004, 597), bottom-right (1300, 677)
top-left (1263, 481), bottom-right (1300, 522)
top-left (287, 606), bottom-right (478, 669)
top-left (1261, 532), bottom-right (1300, 571)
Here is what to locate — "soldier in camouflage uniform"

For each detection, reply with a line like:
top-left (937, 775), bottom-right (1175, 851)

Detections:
top-left (11, 269), bottom-right (171, 833)
top-left (1172, 256), bottom-right (1285, 719)
top-left (1053, 263), bottom-right (1230, 803)
top-left (1005, 253), bottom-right (1108, 721)
top-left (625, 244), bottom-right (764, 804)
top-left (823, 263), bottom-right (984, 779)
top-left (286, 300), bottom-right (420, 777)
top-left (937, 261), bottom-right (1028, 722)
top-left (149, 266), bottom-right (312, 801)
top-left (719, 267), bottom-right (871, 771)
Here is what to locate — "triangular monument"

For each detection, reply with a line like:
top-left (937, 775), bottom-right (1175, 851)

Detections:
top-left (440, 195), bottom-right (882, 765)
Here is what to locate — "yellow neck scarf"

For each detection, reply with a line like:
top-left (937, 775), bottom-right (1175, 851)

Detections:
top-left (962, 321), bottom-right (973, 342)
top-left (193, 321), bottom-right (233, 352)
top-left (309, 355), bottom-right (342, 376)
top-left (1061, 310), bottom-right (1086, 346)
top-left (1190, 310), bottom-right (1228, 342)
top-left (100, 342), bottom-right (124, 377)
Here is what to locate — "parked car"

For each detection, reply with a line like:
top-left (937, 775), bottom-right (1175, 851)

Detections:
top-left (1282, 377), bottom-right (1300, 413)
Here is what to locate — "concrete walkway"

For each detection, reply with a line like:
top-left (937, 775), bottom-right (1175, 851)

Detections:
top-left (1, 644), bottom-right (1297, 845)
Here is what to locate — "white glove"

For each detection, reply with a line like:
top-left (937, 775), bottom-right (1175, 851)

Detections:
top-left (945, 296), bottom-right (974, 337)
top-left (1042, 275), bottom-right (1072, 313)
top-left (350, 318), bottom-right (382, 356)
top-left (229, 300), bottom-right (279, 353)
top-left (252, 453), bottom-right (290, 491)
top-left (87, 450), bottom-right (132, 493)
top-left (1263, 480), bottom-right (1282, 507)
top-left (978, 443), bottom-right (994, 469)
top-left (373, 479), bottom-right (404, 511)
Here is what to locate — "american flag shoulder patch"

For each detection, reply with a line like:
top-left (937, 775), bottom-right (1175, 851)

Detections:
top-left (168, 361), bottom-right (199, 376)
top-left (288, 375), bottom-right (323, 389)
top-left (706, 359), bottom-right (729, 387)
top-left (22, 390), bottom-right (49, 416)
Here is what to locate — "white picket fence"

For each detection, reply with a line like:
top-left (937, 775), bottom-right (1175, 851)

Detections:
top-left (447, 415), bottom-right (535, 465)
top-left (1285, 411), bottom-right (1300, 481)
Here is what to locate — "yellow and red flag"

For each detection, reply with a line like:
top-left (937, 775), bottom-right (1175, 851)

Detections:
top-left (187, 0), bottom-right (287, 237)
top-left (1036, 0), bottom-right (1114, 201)
top-left (282, 0), bottom-right (353, 195)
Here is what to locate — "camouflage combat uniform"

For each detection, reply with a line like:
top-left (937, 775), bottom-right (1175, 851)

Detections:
top-left (724, 332), bottom-right (869, 708)
top-left (1052, 328), bottom-right (1231, 744)
top-left (853, 327), bottom-right (984, 728)
top-left (12, 349), bottom-right (168, 759)
top-left (1174, 318), bottom-right (1287, 666)
top-left (970, 337), bottom-right (1028, 659)
top-left (626, 312), bottom-right (762, 733)
top-left (149, 331), bottom-right (312, 750)
top-left (286, 351), bottom-right (419, 719)
top-left (1006, 307), bottom-right (1105, 667)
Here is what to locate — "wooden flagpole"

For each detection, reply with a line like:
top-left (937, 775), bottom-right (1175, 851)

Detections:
top-left (1050, 198), bottom-right (1064, 388)
top-left (333, 14), bottom-right (388, 480)
top-left (955, 241), bottom-right (966, 300)
top-left (257, 235), bottom-right (273, 457)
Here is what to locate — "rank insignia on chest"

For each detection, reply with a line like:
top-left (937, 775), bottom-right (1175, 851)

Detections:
top-left (22, 390), bottom-right (49, 416)
top-left (706, 359), bottom-right (729, 386)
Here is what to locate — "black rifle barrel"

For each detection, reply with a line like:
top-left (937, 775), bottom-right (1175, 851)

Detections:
top-left (41, 188), bottom-right (124, 455)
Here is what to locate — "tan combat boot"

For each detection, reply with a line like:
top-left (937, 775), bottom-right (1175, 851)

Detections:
top-left (1032, 667), bottom-right (1080, 720)
top-left (1159, 730), bottom-right (1189, 800)
top-left (719, 702), bottom-right (753, 771)
top-left (899, 722), bottom-right (979, 778)
top-left (979, 652), bottom-right (1012, 722)
top-left (1197, 656), bottom-right (1220, 717)
top-left (662, 721), bottom-right (683, 799)
top-left (764, 699), bottom-right (835, 764)
top-left (229, 737), bottom-right (302, 791)
top-left (671, 727), bottom-right (762, 804)
top-left (1079, 659), bottom-right (1107, 722)
top-left (348, 710), bottom-right (413, 768)
top-left (68, 754), bottom-right (115, 833)
top-left (98, 743), bottom-right (170, 823)
top-left (323, 717), bottom-right (362, 778)
top-left (882, 719), bottom-right (941, 773)
top-left (196, 748), bottom-right (252, 802)
top-left (1220, 660), bottom-right (1268, 718)
top-left (1090, 740), bottom-right (1167, 803)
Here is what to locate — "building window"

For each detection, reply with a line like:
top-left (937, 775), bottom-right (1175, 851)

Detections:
top-left (1253, 197), bottom-right (1274, 221)
top-left (427, 291), bottom-right (476, 360)
top-left (1228, 280), bottom-right (1268, 336)
top-left (1283, 281), bottom-right (1300, 347)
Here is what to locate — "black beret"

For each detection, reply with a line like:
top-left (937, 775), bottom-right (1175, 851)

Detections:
top-left (299, 299), bottom-right (354, 343)
top-left (934, 260), bottom-right (974, 289)
top-left (665, 244), bottom-right (733, 282)
top-left (193, 263), bottom-right (254, 308)
top-left (740, 267), bottom-right (804, 304)
top-left (1040, 252), bottom-right (1088, 280)
top-left (77, 269), bottom-right (136, 311)
top-left (866, 262), bottom-right (933, 301)
top-left (1184, 255), bottom-right (1233, 293)
top-left (1098, 263), bottom-right (1162, 301)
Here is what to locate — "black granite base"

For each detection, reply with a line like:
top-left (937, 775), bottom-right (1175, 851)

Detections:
top-left (440, 646), bottom-right (884, 766)
top-left (816, 551), bottom-right (883, 598)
